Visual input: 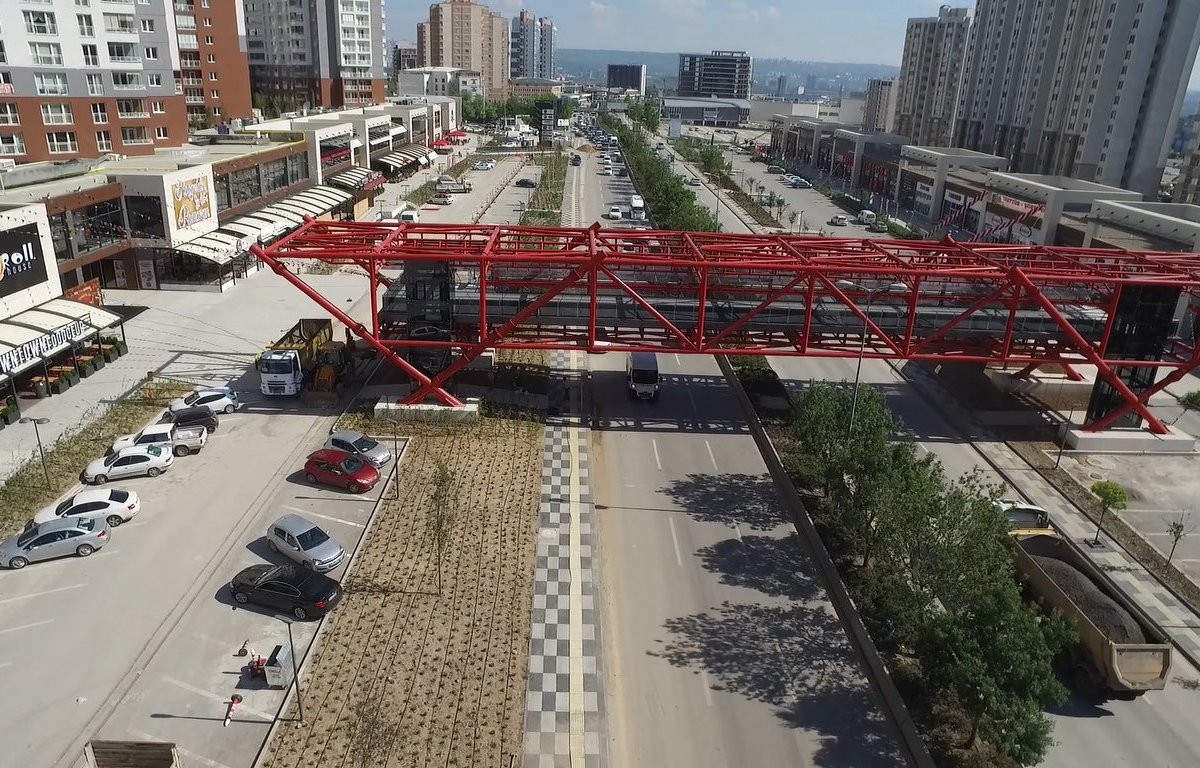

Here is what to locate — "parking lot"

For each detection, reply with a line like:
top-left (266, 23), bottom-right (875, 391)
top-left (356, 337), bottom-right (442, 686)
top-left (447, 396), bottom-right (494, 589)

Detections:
top-left (0, 273), bottom-right (398, 768)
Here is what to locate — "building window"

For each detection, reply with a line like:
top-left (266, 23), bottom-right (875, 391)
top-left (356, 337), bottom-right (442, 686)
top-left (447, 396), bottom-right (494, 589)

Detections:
top-left (86, 73), bottom-right (104, 96)
top-left (0, 134), bottom-right (25, 155)
top-left (140, 18), bottom-right (154, 31)
top-left (49, 212), bottom-right (72, 261)
top-left (229, 166), bottom-right (261, 206)
top-left (203, 16), bottom-right (211, 25)
top-left (201, 0), bottom-right (209, 6)
top-left (23, 10), bottom-right (58, 35)
top-left (111, 72), bottom-right (142, 90)
top-left (210, 89), bottom-right (219, 99)
top-left (116, 99), bottom-right (145, 117)
top-left (209, 72), bottom-right (218, 81)
top-left (204, 35), bottom-right (213, 45)
top-left (154, 126), bottom-right (168, 140)
top-left (91, 102), bottom-right (107, 124)
top-left (76, 200), bottom-right (124, 254)
top-left (47, 131), bottom-right (78, 153)
top-left (147, 73), bottom-right (162, 87)
top-left (95, 129), bottom-right (111, 151)
top-left (120, 126), bottom-right (150, 145)
top-left (107, 42), bottom-right (139, 62)
top-left (41, 103), bottom-right (73, 125)
top-left (82, 44), bottom-right (100, 66)
top-left (175, 14), bottom-right (195, 30)
top-left (261, 158), bottom-right (287, 194)
top-left (207, 53), bottom-right (216, 63)
top-left (286, 152), bottom-right (308, 184)
top-left (77, 13), bottom-right (94, 36)
top-left (0, 104), bottom-right (19, 125)
top-left (102, 13), bottom-right (135, 33)
top-left (124, 195), bottom-right (164, 238)
top-left (29, 42), bottom-right (64, 66)
top-left (178, 33), bottom-right (198, 48)
top-left (214, 172), bottom-right (231, 210)
top-left (0, 43), bottom-right (6, 65)
top-left (144, 46), bottom-right (157, 60)
top-left (211, 106), bottom-right (221, 116)
top-left (35, 72), bottom-right (68, 96)
top-left (151, 100), bottom-right (164, 113)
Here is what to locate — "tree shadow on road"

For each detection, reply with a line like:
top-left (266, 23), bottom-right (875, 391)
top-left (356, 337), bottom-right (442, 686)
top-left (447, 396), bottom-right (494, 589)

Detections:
top-left (696, 534), bottom-right (821, 602)
top-left (652, 600), bottom-right (905, 768)
top-left (661, 472), bottom-right (784, 531)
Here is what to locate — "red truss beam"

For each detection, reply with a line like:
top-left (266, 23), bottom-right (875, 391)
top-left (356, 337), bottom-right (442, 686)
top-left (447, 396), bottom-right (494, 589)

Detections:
top-left (253, 223), bottom-right (1200, 433)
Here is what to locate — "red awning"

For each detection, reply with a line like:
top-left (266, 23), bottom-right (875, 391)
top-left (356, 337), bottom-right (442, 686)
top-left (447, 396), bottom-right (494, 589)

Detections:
top-left (430, 140), bottom-right (452, 147)
top-left (446, 131), bottom-right (467, 138)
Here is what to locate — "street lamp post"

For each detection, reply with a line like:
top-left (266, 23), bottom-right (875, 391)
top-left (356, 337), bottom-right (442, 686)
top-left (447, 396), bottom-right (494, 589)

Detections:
top-left (837, 281), bottom-right (906, 439)
top-left (19, 417), bottom-right (51, 488)
top-left (273, 615), bottom-right (304, 722)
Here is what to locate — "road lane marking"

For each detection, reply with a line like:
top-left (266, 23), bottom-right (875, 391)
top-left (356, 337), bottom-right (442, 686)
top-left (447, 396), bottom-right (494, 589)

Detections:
top-left (674, 353), bottom-right (681, 364)
top-left (700, 670), bottom-right (715, 706)
top-left (735, 523), bottom-right (744, 543)
top-left (568, 427), bottom-right (586, 768)
top-left (705, 440), bottom-right (719, 472)
top-left (652, 439), bottom-right (662, 471)
top-left (0, 583), bottom-right (85, 606)
top-left (667, 516), bottom-right (684, 566)
top-left (299, 510), bottom-right (365, 528)
top-left (127, 729), bottom-right (235, 768)
top-left (160, 676), bottom-right (274, 721)
top-left (0, 619), bottom-right (53, 636)
top-left (0, 661), bottom-right (13, 670)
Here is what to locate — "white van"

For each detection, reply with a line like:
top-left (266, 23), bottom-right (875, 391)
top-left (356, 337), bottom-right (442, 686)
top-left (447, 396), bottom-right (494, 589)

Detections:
top-left (399, 209), bottom-right (420, 223)
top-left (857, 210), bottom-right (877, 224)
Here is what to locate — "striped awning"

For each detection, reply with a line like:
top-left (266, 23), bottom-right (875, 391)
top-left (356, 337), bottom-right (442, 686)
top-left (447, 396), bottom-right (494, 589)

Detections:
top-left (330, 166), bottom-right (380, 190)
top-left (256, 185), bottom-right (354, 222)
top-left (376, 144), bottom-right (439, 169)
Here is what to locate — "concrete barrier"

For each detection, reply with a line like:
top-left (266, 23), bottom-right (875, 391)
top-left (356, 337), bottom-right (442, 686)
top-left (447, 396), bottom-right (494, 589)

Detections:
top-left (715, 354), bottom-right (936, 768)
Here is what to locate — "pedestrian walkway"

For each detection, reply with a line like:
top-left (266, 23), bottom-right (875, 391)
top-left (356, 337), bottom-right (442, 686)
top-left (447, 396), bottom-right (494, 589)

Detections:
top-left (901, 363), bottom-right (1200, 665)
top-left (523, 350), bottom-right (606, 768)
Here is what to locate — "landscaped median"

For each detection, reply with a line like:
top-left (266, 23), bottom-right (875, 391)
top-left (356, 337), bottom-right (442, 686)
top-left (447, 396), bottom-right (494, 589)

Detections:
top-left (519, 150), bottom-right (567, 227)
top-left (0, 378), bottom-right (192, 537)
top-left (260, 414), bottom-right (543, 768)
top-left (726, 357), bottom-right (1073, 768)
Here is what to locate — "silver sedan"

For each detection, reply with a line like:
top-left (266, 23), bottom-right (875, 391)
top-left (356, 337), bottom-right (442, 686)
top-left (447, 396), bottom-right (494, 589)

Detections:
top-left (324, 430), bottom-right (392, 467)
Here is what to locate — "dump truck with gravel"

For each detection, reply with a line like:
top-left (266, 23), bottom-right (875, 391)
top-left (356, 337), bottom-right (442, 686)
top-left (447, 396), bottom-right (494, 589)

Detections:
top-left (1011, 529), bottom-right (1171, 698)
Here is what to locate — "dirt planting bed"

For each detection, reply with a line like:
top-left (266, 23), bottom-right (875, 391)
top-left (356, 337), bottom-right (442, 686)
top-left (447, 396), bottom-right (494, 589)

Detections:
top-left (263, 417), bottom-right (543, 768)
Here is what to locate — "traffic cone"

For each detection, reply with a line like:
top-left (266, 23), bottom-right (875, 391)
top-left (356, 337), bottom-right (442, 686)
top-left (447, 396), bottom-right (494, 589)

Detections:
top-left (223, 694), bottom-right (243, 727)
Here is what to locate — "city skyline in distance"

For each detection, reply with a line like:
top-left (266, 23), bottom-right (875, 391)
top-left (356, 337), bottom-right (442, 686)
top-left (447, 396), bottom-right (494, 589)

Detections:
top-left (386, 0), bottom-right (1200, 89)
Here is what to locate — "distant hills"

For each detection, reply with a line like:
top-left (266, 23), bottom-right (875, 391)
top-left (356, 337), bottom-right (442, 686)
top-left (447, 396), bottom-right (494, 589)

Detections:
top-left (557, 48), bottom-right (899, 93)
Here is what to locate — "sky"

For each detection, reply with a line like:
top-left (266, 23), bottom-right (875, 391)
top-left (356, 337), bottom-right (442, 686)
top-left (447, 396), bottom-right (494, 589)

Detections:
top-left (386, 0), bottom-right (1200, 88)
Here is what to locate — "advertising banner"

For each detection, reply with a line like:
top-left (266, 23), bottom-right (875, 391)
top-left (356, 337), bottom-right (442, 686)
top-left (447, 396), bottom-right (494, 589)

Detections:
top-left (0, 224), bottom-right (49, 299)
top-left (171, 175), bottom-right (213, 230)
top-left (0, 317), bottom-right (88, 374)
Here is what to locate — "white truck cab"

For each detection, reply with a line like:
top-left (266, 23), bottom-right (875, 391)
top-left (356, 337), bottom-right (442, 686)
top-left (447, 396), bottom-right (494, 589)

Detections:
top-left (626, 352), bottom-right (661, 401)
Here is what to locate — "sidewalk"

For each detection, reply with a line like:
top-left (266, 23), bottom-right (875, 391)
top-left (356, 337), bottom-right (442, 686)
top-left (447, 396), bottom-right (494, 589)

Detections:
top-left (900, 362), bottom-right (1200, 665)
top-left (0, 269), bottom-right (373, 484)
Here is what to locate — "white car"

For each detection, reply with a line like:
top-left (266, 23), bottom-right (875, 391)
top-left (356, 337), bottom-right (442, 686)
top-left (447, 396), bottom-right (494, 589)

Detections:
top-left (472, 161), bottom-right (495, 171)
top-left (685, 177), bottom-right (702, 186)
top-left (83, 445), bottom-right (174, 484)
top-left (599, 168), bottom-right (612, 176)
top-left (996, 500), bottom-right (1051, 529)
top-left (167, 387), bottom-right (240, 415)
top-left (31, 488), bottom-right (141, 528)
top-left (608, 206), bottom-right (623, 220)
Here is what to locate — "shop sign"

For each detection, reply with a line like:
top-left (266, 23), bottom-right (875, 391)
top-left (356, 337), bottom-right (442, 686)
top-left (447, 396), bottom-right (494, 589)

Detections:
top-left (0, 317), bottom-right (88, 374)
top-left (992, 193), bottom-right (1041, 215)
top-left (171, 174), bottom-right (213, 230)
top-left (945, 189), bottom-right (966, 205)
top-left (0, 224), bottom-right (49, 299)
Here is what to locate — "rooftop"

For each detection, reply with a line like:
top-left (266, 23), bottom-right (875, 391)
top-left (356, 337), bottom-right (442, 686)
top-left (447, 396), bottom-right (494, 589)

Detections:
top-left (663, 96), bottom-right (752, 109)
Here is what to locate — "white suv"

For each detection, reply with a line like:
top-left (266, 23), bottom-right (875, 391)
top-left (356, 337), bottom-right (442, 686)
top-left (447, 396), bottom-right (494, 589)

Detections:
top-left (608, 206), bottom-right (623, 220)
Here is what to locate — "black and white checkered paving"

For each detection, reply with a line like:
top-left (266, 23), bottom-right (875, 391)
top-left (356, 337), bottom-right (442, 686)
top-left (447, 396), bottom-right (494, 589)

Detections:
top-left (522, 353), bottom-right (605, 768)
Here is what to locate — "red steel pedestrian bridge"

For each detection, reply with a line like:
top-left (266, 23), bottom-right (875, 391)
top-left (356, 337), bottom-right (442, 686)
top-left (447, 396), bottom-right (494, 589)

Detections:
top-left (253, 221), bottom-right (1200, 434)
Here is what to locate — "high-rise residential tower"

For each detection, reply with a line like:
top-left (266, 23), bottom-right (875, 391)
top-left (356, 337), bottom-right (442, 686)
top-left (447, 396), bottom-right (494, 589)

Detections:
top-left (537, 16), bottom-right (555, 79)
top-left (953, 0), bottom-right (1200, 197)
top-left (421, 0), bottom-right (509, 100)
top-left (863, 79), bottom-right (898, 134)
top-left (606, 64), bottom-right (647, 95)
top-left (244, 0), bottom-right (387, 111)
top-left (893, 6), bottom-right (971, 147)
top-left (510, 10), bottom-right (537, 79)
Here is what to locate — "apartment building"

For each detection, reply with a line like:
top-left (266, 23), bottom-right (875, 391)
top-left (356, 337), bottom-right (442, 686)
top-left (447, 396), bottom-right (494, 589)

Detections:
top-left (392, 42), bottom-right (418, 80)
top-left (0, 1), bottom-right (190, 163)
top-left (397, 67), bottom-right (482, 100)
top-left (537, 17), bottom-right (555, 79)
top-left (174, 0), bottom-right (253, 124)
top-left (421, 0), bottom-right (509, 100)
top-left (677, 51), bottom-right (752, 100)
top-left (510, 10), bottom-right (537, 79)
top-left (862, 78), bottom-right (898, 134)
top-left (244, 0), bottom-right (387, 111)
top-left (607, 64), bottom-right (647, 95)
top-left (893, 6), bottom-right (970, 147)
top-left (953, 0), bottom-right (1200, 198)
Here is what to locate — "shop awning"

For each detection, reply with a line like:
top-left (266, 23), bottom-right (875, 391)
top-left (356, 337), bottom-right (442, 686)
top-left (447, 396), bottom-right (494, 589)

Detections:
top-left (350, 138), bottom-right (364, 149)
top-left (298, 185), bottom-right (352, 208)
top-left (225, 211), bottom-right (294, 241)
top-left (175, 239), bottom-right (235, 265)
top-left (329, 167), bottom-right (377, 190)
top-left (389, 125), bottom-right (408, 137)
top-left (447, 131), bottom-right (467, 138)
top-left (377, 144), bottom-right (438, 170)
top-left (0, 299), bottom-right (123, 375)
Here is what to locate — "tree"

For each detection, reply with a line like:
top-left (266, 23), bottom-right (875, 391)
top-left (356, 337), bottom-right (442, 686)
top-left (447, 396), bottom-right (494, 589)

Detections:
top-left (916, 581), bottom-right (1072, 764)
top-left (1167, 510), bottom-right (1194, 564)
top-left (428, 460), bottom-right (456, 595)
top-left (349, 696), bottom-right (402, 768)
top-left (1090, 479), bottom-right (1127, 545)
top-left (787, 210), bottom-right (799, 232)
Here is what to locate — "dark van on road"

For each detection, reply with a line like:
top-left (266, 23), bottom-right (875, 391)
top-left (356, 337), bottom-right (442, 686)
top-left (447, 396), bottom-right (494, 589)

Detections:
top-left (161, 405), bottom-right (220, 433)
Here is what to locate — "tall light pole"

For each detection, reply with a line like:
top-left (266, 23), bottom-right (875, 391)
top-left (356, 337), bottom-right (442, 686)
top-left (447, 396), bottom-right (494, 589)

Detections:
top-left (273, 614), bottom-right (304, 722)
top-left (836, 280), bottom-right (906, 439)
top-left (19, 417), bottom-right (51, 489)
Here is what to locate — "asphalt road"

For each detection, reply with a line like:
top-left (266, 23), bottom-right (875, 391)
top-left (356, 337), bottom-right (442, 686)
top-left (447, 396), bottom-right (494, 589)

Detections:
top-left (589, 351), bottom-right (905, 768)
top-left (770, 355), bottom-right (1200, 768)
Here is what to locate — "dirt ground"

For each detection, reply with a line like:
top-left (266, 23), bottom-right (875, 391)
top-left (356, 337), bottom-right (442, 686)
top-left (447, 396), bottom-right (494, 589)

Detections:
top-left (263, 417), bottom-right (543, 768)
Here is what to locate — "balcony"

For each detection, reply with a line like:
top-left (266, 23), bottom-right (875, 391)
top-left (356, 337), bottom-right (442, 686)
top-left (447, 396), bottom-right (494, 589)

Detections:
top-left (181, 77), bottom-right (202, 85)
top-left (104, 24), bottom-right (137, 34)
top-left (109, 55), bottom-right (141, 64)
top-left (122, 137), bottom-right (152, 145)
top-left (185, 96), bottom-right (205, 104)
top-left (117, 110), bottom-right (149, 118)
top-left (174, 2), bottom-right (194, 11)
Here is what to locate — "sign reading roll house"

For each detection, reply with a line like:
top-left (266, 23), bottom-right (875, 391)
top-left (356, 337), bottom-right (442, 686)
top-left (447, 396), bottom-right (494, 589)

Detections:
top-left (171, 174), bottom-right (213, 230)
top-left (0, 225), bottom-right (49, 299)
top-left (0, 317), bottom-right (90, 374)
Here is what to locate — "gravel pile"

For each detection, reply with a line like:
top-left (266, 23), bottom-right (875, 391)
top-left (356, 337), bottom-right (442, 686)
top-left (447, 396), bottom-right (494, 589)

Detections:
top-left (1031, 554), bottom-right (1146, 644)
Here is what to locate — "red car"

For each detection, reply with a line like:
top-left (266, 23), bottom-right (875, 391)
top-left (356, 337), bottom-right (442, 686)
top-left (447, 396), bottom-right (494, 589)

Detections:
top-left (303, 449), bottom-right (380, 493)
